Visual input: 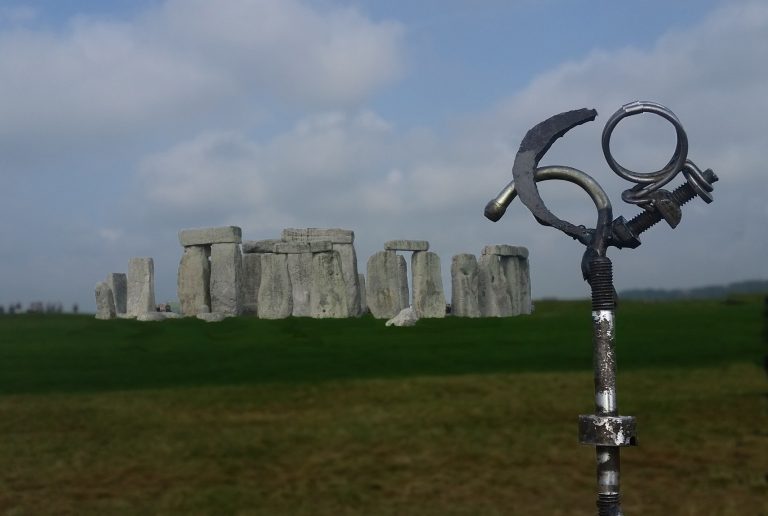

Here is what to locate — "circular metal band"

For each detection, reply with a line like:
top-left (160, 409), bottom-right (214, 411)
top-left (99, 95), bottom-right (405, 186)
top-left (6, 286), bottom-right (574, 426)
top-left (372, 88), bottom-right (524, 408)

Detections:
top-left (602, 101), bottom-right (688, 186)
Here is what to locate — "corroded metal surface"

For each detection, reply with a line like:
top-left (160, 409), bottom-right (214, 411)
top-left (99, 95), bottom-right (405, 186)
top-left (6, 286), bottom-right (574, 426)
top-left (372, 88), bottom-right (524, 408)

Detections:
top-left (484, 101), bottom-right (718, 515)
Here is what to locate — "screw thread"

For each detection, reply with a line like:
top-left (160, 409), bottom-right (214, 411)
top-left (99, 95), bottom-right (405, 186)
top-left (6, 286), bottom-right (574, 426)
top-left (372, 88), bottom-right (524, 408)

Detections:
top-left (597, 493), bottom-right (622, 515)
top-left (589, 257), bottom-right (615, 311)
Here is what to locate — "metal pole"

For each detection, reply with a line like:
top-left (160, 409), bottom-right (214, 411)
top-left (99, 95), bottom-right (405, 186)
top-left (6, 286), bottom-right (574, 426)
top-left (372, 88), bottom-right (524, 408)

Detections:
top-left (484, 100), bottom-right (716, 515)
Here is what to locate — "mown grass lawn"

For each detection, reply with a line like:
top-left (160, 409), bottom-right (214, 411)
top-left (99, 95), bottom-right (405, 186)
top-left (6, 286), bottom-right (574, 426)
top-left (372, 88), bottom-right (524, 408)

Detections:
top-left (0, 298), bottom-right (765, 515)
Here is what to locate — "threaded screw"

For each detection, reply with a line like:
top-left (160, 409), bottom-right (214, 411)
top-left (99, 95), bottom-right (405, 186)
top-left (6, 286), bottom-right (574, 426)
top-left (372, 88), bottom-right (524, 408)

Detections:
top-left (626, 169), bottom-right (718, 236)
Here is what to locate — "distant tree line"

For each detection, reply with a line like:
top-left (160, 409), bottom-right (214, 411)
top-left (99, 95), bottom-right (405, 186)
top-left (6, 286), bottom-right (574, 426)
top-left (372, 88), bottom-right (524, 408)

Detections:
top-left (620, 279), bottom-right (768, 300)
top-left (0, 302), bottom-right (78, 315)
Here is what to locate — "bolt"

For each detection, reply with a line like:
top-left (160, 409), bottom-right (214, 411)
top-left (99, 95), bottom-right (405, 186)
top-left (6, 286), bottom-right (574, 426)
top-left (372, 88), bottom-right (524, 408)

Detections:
top-left (626, 169), bottom-right (718, 236)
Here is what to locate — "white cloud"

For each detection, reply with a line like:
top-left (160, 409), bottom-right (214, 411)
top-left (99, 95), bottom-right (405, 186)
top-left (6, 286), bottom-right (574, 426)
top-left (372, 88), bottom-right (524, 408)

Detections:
top-left (0, 0), bottom-right (403, 147)
top-left (137, 1), bottom-right (768, 299)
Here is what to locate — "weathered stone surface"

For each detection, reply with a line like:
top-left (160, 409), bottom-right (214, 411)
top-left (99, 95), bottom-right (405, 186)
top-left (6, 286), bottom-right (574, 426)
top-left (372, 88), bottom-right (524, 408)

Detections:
top-left (179, 226), bottom-right (242, 247)
top-left (95, 281), bottom-right (116, 320)
top-left (137, 311), bottom-right (165, 322)
top-left (258, 253), bottom-right (293, 319)
top-left (310, 251), bottom-right (348, 318)
top-left (241, 253), bottom-right (261, 316)
top-left (210, 243), bottom-right (242, 316)
top-left (127, 257), bottom-right (156, 317)
top-left (385, 307), bottom-right (419, 327)
top-left (177, 245), bottom-right (210, 316)
top-left (242, 239), bottom-right (281, 254)
top-left (358, 273), bottom-right (368, 314)
top-left (397, 254), bottom-right (409, 309)
top-left (411, 251), bottom-right (446, 318)
top-left (287, 252), bottom-right (313, 317)
top-left (384, 240), bottom-right (429, 252)
top-left (274, 241), bottom-right (333, 254)
top-left (332, 242), bottom-right (361, 317)
top-left (366, 251), bottom-right (404, 319)
top-left (451, 254), bottom-right (480, 317)
top-left (282, 228), bottom-right (354, 244)
top-left (501, 254), bottom-right (532, 315)
top-left (197, 312), bottom-right (227, 323)
top-left (106, 273), bottom-right (127, 314)
top-left (481, 244), bottom-right (528, 257)
top-left (161, 312), bottom-right (181, 319)
top-left (478, 254), bottom-right (512, 317)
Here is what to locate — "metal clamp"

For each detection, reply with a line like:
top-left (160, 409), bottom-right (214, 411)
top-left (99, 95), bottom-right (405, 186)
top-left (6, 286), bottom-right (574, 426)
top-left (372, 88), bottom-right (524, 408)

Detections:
top-left (579, 415), bottom-right (637, 447)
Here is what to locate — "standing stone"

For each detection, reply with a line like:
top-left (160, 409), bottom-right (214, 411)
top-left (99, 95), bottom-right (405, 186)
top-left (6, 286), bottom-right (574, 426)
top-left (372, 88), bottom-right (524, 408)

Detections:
top-left (332, 242), bottom-right (361, 316)
top-left (358, 273), bottom-right (368, 314)
top-left (517, 251), bottom-right (532, 314)
top-left (106, 273), bottom-right (127, 314)
top-left (95, 281), bottom-right (116, 320)
top-left (281, 228), bottom-right (360, 316)
top-left (242, 253), bottom-right (261, 316)
top-left (477, 254), bottom-right (512, 317)
top-left (177, 245), bottom-right (210, 316)
top-left (257, 254), bottom-right (293, 319)
top-left (210, 243), bottom-right (242, 316)
top-left (310, 251), bottom-right (349, 318)
top-left (397, 254), bottom-right (410, 309)
top-left (366, 250), bottom-right (404, 319)
top-left (287, 252), bottom-right (314, 317)
top-left (411, 251), bottom-right (446, 318)
top-left (127, 257), bottom-right (155, 317)
top-left (451, 254), bottom-right (480, 317)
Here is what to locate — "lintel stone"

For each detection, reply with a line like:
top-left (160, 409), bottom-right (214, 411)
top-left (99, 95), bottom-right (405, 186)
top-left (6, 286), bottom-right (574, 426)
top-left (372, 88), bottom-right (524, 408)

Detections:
top-left (482, 244), bottom-right (528, 258)
top-left (179, 226), bottom-right (242, 246)
top-left (274, 240), bottom-right (334, 254)
top-left (384, 240), bottom-right (429, 252)
top-left (282, 228), bottom-right (354, 244)
top-left (242, 239), bottom-right (281, 254)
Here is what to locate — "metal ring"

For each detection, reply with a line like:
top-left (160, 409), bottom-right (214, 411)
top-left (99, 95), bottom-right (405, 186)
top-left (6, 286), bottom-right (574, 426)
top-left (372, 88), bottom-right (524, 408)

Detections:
top-left (602, 101), bottom-right (688, 186)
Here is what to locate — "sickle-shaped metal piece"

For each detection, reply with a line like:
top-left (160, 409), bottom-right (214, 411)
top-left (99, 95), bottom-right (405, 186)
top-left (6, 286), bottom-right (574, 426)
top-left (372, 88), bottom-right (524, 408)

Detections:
top-left (511, 108), bottom-right (598, 241)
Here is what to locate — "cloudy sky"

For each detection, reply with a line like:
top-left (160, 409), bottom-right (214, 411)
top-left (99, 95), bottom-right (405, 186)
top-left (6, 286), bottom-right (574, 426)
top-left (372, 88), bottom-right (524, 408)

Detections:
top-left (1, 0), bottom-right (766, 311)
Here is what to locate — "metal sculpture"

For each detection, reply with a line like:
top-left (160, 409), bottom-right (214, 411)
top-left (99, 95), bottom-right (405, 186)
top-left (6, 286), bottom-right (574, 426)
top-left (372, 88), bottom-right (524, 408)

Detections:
top-left (485, 101), bottom-right (717, 515)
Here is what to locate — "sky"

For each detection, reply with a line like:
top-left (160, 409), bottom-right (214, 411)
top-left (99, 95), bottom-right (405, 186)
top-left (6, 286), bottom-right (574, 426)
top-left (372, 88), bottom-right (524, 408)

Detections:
top-left (1, 0), bottom-right (766, 312)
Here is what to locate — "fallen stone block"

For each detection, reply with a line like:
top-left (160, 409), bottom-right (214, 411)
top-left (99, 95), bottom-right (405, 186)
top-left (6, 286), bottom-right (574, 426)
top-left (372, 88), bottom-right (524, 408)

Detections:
top-left (210, 243), bottom-right (242, 316)
top-left (95, 281), bottom-right (116, 320)
top-left (127, 257), bottom-right (156, 317)
top-left (310, 251), bottom-right (349, 318)
top-left (411, 251), bottom-right (446, 318)
top-left (137, 312), bottom-right (165, 322)
top-left (106, 273), bottom-right (127, 314)
top-left (197, 312), bottom-right (227, 323)
top-left (282, 228), bottom-right (354, 244)
top-left (451, 254), bottom-right (480, 317)
top-left (179, 226), bottom-right (242, 247)
top-left (385, 307), bottom-right (419, 327)
top-left (242, 239), bottom-right (282, 254)
top-left (384, 240), bottom-right (429, 252)
top-left (177, 245), bottom-right (210, 316)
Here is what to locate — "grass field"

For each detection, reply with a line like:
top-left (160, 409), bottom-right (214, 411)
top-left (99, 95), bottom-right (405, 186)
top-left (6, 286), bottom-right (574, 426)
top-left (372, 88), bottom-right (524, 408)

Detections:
top-left (0, 298), bottom-right (765, 515)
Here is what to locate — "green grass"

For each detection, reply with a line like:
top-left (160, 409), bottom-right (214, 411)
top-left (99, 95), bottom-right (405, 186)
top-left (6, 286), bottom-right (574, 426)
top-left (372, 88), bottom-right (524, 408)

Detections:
top-left (0, 298), bottom-right (765, 515)
top-left (0, 298), bottom-right (762, 394)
